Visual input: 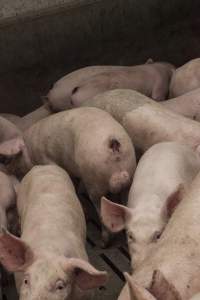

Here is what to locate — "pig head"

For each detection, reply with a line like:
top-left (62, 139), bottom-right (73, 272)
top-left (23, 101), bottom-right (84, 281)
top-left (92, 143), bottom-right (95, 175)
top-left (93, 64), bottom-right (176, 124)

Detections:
top-left (0, 230), bottom-right (107, 300)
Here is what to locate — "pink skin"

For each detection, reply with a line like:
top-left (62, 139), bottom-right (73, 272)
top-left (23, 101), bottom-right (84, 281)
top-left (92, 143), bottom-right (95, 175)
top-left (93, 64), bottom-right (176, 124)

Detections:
top-left (81, 89), bottom-right (200, 127)
top-left (0, 170), bottom-right (19, 230)
top-left (123, 103), bottom-right (200, 152)
top-left (0, 106), bottom-right (51, 131)
top-left (101, 142), bottom-right (200, 270)
top-left (118, 171), bottom-right (200, 300)
top-left (0, 108), bottom-right (135, 201)
top-left (0, 165), bottom-right (108, 300)
top-left (20, 104), bottom-right (52, 131)
top-left (46, 61), bottom-right (175, 111)
top-left (163, 88), bottom-right (200, 121)
top-left (170, 58), bottom-right (200, 98)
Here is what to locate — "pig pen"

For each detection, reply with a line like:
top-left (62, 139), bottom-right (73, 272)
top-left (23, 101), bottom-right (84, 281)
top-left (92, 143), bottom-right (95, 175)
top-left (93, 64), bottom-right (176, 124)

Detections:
top-left (0, 0), bottom-right (200, 299)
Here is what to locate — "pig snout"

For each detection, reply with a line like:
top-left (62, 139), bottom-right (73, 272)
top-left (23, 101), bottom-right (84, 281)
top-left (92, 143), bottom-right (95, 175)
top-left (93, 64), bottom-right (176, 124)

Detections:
top-left (109, 171), bottom-right (130, 194)
top-left (129, 243), bottom-right (153, 270)
top-left (130, 245), bottom-right (149, 270)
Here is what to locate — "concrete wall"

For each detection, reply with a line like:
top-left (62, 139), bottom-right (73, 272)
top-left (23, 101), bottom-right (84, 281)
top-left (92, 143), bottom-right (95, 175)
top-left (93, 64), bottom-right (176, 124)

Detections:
top-left (0, 0), bottom-right (200, 114)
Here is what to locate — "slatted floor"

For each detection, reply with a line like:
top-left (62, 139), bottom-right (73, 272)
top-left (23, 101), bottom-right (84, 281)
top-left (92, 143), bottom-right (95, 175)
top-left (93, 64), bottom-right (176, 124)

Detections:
top-left (1, 198), bottom-right (131, 300)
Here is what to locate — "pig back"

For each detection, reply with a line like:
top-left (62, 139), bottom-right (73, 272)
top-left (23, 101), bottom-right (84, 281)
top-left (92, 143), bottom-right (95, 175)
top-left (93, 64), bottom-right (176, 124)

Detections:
top-left (24, 111), bottom-right (80, 177)
top-left (82, 89), bottom-right (154, 123)
top-left (17, 165), bottom-right (86, 258)
top-left (123, 103), bottom-right (200, 151)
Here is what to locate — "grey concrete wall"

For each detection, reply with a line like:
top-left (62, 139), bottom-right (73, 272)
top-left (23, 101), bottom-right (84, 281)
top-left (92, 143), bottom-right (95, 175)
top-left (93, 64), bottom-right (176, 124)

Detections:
top-left (0, 0), bottom-right (200, 114)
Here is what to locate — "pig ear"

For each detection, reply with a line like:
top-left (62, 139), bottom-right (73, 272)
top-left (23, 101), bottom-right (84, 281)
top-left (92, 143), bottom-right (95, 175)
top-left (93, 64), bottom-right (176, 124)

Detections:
top-left (65, 258), bottom-right (108, 290)
top-left (0, 137), bottom-right (25, 162)
top-left (164, 184), bottom-right (185, 219)
top-left (145, 58), bottom-right (154, 64)
top-left (0, 228), bottom-right (34, 272)
top-left (124, 272), bottom-right (157, 300)
top-left (150, 270), bottom-right (182, 300)
top-left (101, 197), bottom-right (132, 232)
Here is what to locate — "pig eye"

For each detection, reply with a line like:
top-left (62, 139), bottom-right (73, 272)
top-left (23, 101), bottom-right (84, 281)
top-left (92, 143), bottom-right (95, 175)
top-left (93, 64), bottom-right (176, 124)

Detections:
top-left (152, 231), bottom-right (162, 242)
top-left (55, 280), bottom-right (65, 291)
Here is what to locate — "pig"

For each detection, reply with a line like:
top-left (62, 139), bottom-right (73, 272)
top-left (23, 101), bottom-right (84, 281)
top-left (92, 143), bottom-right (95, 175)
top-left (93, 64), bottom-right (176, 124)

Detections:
top-left (46, 61), bottom-right (175, 111)
top-left (0, 105), bottom-right (52, 131)
top-left (81, 89), bottom-right (154, 124)
top-left (124, 272), bottom-right (200, 300)
top-left (118, 170), bottom-right (200, 300)
top-left (0, 116), bottom-right (24, 163)
top-left (0, 113), bottom-right (22, 127)
top-left (169, 58), bottom-right (200, 98)
top-left (20, 104), bottom-right (52, 131)
top-left (0, 165), bottom-right (108, 300)
top-left (81, 89), bottom-right (200, 126)
top-left (163, 88), bottom-right (200, 121)
top-left (0, 107), bottom-right (135, 211)
top-left (123, 103), bottom-right (200, 152)
top-left (0, 169), bottom-right (19, 230)
top-left (101, 142), bottom-right (200, 269)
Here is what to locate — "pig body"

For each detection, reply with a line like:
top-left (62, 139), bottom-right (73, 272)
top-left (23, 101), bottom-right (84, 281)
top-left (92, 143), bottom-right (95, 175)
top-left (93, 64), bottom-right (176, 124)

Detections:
top-left (3, 107), bottom-right (135, 203)
top-left (118, 171), bottom-right (200, 300)
top-left (0, 170), bottom-right (18, 229)
top-left (0, 106), bottom-right (52, 131)
top-left (101, 142), bottom-right (200, 269)
top-left (82, 89), bottom-right (154, 124)
top-left (163, 88), bottom-right (200, 121)
top-left (47, 62), bottom-right (175, 111)
top-left (20, 105), bottom-right (52, 131)
top-left (170, 58), bottom-right (200, 97)
top-left (82, 89), bottom-right (200, 125)
top-left (0, 113), bottom-right (22, 127)
top-left (0, 116), bottom-right (21, 142)
top-left (123, 103), bottom-right (200, 152)
top-left (0, 165), bottom-right (107, 300)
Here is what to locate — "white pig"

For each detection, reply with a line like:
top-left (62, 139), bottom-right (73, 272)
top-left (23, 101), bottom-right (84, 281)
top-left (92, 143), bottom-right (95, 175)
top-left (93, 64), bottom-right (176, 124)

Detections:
top-left (0, 113), bottom-right (22, 127)
top-left (0, 169), bottom-right (19, 229)
top-left (124, 273), bottom-right (200, 300)
top-left (46, 62), bottom-right (175, 111)
top-left (81, 89), bottom-right (154, 124)
top-left (123, 103), bottom-right (200, 152)
top-left (0, 108), bottom-right (136, 205)
top-left (0, 165), bottom-right (108, 300)
top-left (170, 58), bottom-right (200, 97)
top-left (20, 104), bottom-right (52, 131)
top-left (101, 142), bottom-right (200, 269)
top-left (163, 88), bottom-right (200, 121)
top-left (118, 170), bottom-right (200, 300)
top-left (82, 89), bottom-right (200, 125)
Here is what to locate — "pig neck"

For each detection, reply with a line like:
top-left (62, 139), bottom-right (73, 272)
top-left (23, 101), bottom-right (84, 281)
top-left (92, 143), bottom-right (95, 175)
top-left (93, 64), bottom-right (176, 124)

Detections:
top-left (21, 193), bottom-right (87, 261)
